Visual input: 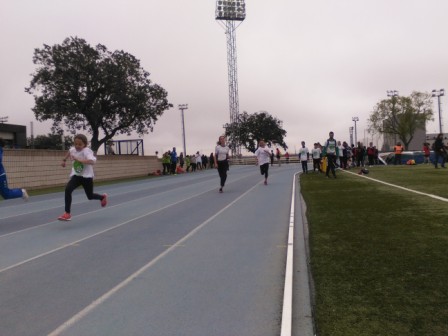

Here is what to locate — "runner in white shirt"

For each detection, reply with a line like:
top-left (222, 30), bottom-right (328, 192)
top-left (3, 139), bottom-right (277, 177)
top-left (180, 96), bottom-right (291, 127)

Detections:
top-left (58, 134), bottom-right (107, 221)
top-left (214, 136), bottom-right (230, 193)
top-left (255, 140), bottom-right (271, 185)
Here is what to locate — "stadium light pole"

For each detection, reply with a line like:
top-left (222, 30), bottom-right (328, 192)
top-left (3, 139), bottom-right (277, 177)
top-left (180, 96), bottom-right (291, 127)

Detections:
top-left (178, 104), bottom-right (188, 156)
top-left (349, 126), bottom-right (354, 146)
top-left (0, 116), bottom-right (9, 124)
top-left (215, 0), bottom-right (246, 157)
top-left (352, 117), bottom-right (359, 144)
top-left (432, 89), bottom-right (445, 134)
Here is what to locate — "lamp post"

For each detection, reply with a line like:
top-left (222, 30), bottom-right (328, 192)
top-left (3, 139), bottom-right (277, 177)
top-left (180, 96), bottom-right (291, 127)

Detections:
top-left (216, 0), bottom-right (246, 156)
top-left (432, 89), bottom-right (445, 134)
top-left (178, 104), bottom-right (188, 156)
top-left (352, 117), bottom-right (359, 144)
top-left (0, 116), bottom-right (8, 124)
top-left (349, 126), bottom-right (354, 146)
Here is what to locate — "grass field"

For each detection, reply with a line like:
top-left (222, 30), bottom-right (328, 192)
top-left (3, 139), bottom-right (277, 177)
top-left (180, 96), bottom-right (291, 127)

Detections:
top-left (300, 165), bottom-right (448, 336)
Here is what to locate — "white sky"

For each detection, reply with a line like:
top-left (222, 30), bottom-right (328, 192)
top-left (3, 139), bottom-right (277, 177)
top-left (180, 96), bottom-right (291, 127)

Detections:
top-left (1, 0), bottom-right (447, 155)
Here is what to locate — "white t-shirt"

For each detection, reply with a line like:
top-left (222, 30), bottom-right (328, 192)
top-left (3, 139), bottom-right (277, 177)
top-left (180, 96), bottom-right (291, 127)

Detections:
top-left (312, 148), bottom-right (321, 159)
top-left (299, 147), bottom-right (309, 162)
top-left (338, 145), bottom-right (344, 157)
top-left (255, 146), bottom-right (271, 165)
top-left (215, 145), bottom-right (230, 161)
top-left (69, 147), bottom-right (96, 178)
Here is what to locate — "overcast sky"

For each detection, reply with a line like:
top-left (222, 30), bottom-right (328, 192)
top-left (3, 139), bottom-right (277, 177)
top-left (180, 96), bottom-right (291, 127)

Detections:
top-left (1, 0), bottom-right (447, 155)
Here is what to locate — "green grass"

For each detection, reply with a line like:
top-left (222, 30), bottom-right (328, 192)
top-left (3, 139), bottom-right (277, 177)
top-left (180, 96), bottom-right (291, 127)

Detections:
top-left (362, 164), bottom-right (448, 199)
top-left (301, 167), bottom-right (448, 336)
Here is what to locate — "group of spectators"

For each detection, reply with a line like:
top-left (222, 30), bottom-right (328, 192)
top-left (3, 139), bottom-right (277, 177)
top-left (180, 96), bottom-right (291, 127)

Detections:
top-left (294, 140), bottom-right (381, 172)
top-left (161, 147), bottom-right (216, 175)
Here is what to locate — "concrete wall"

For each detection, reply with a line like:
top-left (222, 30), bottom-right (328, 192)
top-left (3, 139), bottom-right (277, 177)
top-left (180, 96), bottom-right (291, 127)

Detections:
top-left (2, 149), bottom-right (162, 190)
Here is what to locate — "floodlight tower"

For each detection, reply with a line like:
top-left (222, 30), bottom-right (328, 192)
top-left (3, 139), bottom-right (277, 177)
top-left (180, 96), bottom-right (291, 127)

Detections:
top-left (216, 0), bottom-right (246, 156)
top-left (0, 116), bottom-right (9, 124)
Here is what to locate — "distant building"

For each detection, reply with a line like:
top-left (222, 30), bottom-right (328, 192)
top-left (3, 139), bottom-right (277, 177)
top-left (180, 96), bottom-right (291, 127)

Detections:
top-left (382, 126), bottom-right (426, 151)
top-left (0, 123), bottom-right (27, 148)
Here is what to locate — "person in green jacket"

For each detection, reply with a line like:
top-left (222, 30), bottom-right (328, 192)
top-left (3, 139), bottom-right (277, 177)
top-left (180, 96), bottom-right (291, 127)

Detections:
top-left (162, 151), bottom-right (171, 175)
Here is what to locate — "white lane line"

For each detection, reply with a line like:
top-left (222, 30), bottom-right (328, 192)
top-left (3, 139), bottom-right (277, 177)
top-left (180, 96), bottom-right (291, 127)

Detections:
top-left (280, 172), bottom-right (299, 336)
top-left (0, 172), bottom-right (218, 221)
top-left (0, 172), bottom-right (258, 273)
top-left (343, 170), bottom-right (448, 202)
top-left (0, 171), bottom-right (254, 239)
top-left (48, 178), bottom-right (261, 336)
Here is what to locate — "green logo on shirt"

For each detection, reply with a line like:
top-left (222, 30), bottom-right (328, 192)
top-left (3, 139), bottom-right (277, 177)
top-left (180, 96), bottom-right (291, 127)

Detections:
top-left (73, 161), bottom-right (84, 174)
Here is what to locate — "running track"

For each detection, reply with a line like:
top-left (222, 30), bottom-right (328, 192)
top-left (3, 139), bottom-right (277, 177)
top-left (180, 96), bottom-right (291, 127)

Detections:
top-left (0, 165), bottom-right (313, 336)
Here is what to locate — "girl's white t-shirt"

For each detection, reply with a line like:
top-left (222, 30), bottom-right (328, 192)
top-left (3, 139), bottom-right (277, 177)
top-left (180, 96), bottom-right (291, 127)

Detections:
top-left (215, 145), bottom-right (230, 161)
top-left (312, 148), bottom-right (321, 159)
top-left (255, 146), bottom-right (271, 165)
top-left (69, 147), bottom-right (96, 178)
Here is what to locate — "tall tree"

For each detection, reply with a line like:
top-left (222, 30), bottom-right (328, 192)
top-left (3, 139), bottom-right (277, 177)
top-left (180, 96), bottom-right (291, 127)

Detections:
top-left (225, 111), bottom-right (287, 153)
top-left (25, 37), bottom-right (172, 151)
top-left (368, 91), bottom-right (433, 150)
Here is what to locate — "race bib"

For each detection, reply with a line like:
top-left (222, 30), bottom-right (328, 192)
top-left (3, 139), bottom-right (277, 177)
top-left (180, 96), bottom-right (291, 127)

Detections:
top-left (73, 161), bottom-right (84, 174)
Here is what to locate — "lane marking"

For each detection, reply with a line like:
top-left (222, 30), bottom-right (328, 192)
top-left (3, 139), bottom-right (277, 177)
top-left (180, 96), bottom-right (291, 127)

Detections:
top-left (0, 171), bottom-right (256, 239)
top-left (0, 172), bottom-right (260, 274)
top-left (280, 171), bottom-right (299, 336)
top-left (0, 170), bottom-right (223, 221)
top-left (343, 170), bottom-right (448, 202)
top-left (48, 178), bottom-right (261, 336)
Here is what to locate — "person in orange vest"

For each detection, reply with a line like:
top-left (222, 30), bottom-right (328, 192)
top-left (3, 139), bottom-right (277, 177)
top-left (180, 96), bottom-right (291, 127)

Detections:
top-left (393, 142), bottom-right (404, 165)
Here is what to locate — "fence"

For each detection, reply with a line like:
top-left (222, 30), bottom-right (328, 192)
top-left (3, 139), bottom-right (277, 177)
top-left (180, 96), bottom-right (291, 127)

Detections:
top-left (2, 149), bottom-right (162, 190)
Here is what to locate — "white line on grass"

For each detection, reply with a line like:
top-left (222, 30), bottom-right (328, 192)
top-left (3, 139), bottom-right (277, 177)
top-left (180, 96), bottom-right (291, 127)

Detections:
top-left (48, 179), bottom-right (261, 336)
top-left (343, 170), bottom-right (448, 202)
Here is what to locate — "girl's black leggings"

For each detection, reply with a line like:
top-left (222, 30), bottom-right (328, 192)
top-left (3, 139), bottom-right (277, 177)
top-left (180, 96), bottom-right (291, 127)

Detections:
top-left (217, 160), bottom-right (229, 187)
top-left (65, 175), bottom-right (103, 213)
top-left (260, 163), bottom-right (269, 178)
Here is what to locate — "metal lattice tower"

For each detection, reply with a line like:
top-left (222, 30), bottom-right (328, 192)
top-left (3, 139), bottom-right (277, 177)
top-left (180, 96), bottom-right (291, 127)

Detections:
top-left (216, 0), bottom-right (246, 156)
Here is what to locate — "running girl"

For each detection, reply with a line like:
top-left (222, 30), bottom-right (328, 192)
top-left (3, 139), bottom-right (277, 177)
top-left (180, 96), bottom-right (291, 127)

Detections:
top-left (255, 140), bottom-right (271, 185)
top-left (214, 135), bottom-right (230, 193)
top-left (58, 134), bottom-right (107, 221)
